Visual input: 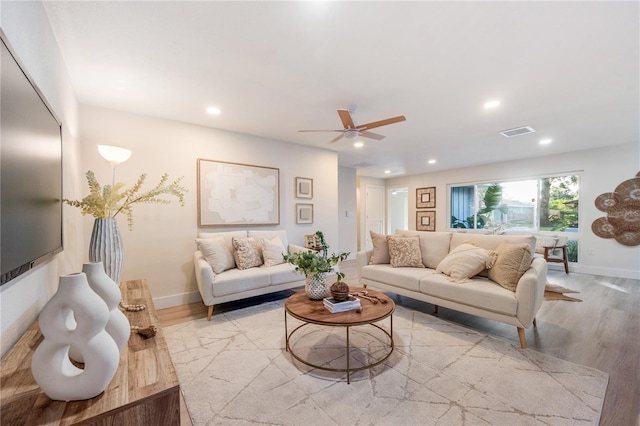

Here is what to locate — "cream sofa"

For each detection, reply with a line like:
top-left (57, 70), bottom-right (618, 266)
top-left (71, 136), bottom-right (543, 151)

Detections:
top-left (194, 230), bottom-right (307, 320)
top-left (357, 231), bottom-right (547, 348)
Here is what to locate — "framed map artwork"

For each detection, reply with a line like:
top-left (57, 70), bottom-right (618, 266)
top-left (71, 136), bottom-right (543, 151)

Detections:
top-left (197, 159), bottom-right (280, 226)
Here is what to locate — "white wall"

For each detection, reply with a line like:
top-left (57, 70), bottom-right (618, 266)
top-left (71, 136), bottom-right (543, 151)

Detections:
top-left (338, 166), bottom-right (357, 259)
top-left (387, 142), bottom-right (640, 279)
top-left (0, 1), bottom-right (83, 356)
top-left (78, 105), bottom-right (340, 308)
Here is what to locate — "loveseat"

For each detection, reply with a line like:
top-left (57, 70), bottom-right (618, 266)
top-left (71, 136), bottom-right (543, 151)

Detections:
top-left (357, 231), bottom-right (547, 348)
top-left (194, 230), bottom-right (307, 320)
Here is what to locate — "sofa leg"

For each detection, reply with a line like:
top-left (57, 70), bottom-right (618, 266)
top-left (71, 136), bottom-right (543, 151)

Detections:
top-left (207, 305), bottom-right (213, 321)
top-left (517, 327), bottom-right (526, 349)
top-left (533, 317), bottom-right (537, 327)
top-left (434, 305), bottom-right (438, 315)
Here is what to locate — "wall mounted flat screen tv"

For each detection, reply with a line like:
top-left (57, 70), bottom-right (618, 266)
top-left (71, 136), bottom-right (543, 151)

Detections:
top-left (1, 34), bottom-right (63, 286)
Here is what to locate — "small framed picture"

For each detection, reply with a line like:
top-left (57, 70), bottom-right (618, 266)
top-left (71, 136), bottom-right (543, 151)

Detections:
top-left (295, 177), bottom-right (313, 199)
top-left (304, 234), bottom-right (318, 249)
top-left (416, 211), bottom-right (436, 232)
top-left (296, 203), bottom-right (314, 224)
top-left (416, 187), bottom-right (436, 209)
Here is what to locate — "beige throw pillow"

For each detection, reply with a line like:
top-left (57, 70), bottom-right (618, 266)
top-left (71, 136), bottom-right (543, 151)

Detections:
top-left (261, 236), bottom-right (286, 267)
top-left (387, 235), bottom-right (425, 268)
top-left (369, 231), bottom-right (391, 264)
top-left (232, 237), bottom-right (264, 270)
top-left (436, 242), bottom-right (497, 283)
top-left (487, 242), bottom-right (533, 291)
top-left (196, 237), bottom-right (236, 273)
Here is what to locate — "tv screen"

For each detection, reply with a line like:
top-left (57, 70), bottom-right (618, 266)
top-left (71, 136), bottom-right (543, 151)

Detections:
top-left (1, 35), bottom-right (63, 286)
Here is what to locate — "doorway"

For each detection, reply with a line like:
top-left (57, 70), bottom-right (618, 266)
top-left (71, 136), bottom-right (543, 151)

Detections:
top-left (388, 187), bottom-right (408, 233)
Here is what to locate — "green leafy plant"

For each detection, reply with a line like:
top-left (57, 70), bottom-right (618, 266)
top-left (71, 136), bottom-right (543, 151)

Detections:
top-left (64, 171), bottom-right (187, 230)
top-left (284, 231), bottom-right (349, 283)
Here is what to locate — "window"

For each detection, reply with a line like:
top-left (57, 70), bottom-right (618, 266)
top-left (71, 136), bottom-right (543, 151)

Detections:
top-left (450, 174), bottom-right (580, 233)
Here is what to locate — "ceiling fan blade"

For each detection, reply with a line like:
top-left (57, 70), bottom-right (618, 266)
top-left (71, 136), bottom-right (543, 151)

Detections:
top-left (357, 115), bottom-right (406, 131)
top-left (328, 134), bottom-right (345, 144)
top-left (359, 130), bottom-right (386, 140)
top-left (337, 110), bottom-right (356, 129)
top-left (299, 129), bottom-right (343, 133)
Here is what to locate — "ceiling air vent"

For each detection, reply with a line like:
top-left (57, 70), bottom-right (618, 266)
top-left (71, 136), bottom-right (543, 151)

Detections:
top-left (500, 126), bottom-right (536, 138)
top-left (352, 162), bottom-right (375, 168)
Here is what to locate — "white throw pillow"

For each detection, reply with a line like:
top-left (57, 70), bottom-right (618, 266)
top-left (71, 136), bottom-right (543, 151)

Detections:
top-left (436, 242), bottom-right (497, 283)
top-left (261, 236), bottom-right (286, 267)
top-left (196, 237), bottom-right (236, 273)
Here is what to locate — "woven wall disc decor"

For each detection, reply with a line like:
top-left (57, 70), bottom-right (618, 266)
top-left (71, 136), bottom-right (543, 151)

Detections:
top-left (592, 172), bottom-right (640, 246)
top-left (594, 192), bottom-right (621, 212)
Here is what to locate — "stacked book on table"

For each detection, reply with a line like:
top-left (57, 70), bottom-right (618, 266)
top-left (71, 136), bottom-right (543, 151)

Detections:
top-left (323, 296), bottom-right (361, 313)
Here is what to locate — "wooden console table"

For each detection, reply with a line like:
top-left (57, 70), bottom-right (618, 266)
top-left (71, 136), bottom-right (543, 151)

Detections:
top-left (1, 279), bottom-right (181, 425)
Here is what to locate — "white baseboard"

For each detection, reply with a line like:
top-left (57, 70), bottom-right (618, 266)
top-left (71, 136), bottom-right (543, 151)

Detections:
top-left (153, 291), bottom-right (202, 310)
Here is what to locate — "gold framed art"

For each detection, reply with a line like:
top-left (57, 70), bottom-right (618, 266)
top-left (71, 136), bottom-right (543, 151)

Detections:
top-left (416, 211), bottom-right (436, 232)
top-left (296, 203), bottom-right (314, 224)
top-left (197, 158), bottom-right (280, 227)
top-left (295, 177), bottom-right (313, 199)
top-left (416, 187), bottom-right (436, 209)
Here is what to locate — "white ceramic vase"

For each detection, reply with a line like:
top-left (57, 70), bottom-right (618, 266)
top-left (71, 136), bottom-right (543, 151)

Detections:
top-left (69, 262), bottom-right (130, 363)
top-left (89, 218), bottom-right (124, 285)
top-left (31, 272), bottom-right (120, 401)
top-left (305, 273), bottom-right (330, 300)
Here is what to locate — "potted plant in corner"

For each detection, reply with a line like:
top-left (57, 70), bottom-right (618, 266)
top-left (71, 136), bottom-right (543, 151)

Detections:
top-left (283, 232), bottom-right (349, 300)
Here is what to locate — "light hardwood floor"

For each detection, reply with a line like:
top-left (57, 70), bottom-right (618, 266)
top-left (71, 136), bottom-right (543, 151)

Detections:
top-left (158, 260), bottom-right (640, 426)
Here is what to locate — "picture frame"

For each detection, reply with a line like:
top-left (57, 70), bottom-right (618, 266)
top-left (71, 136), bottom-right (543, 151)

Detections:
top-left (304, 234), bottom-right (319, 249)
top-left (197, 158), bottom-right (280, 227)
top-left (296, 203), bottom-right (314, 224)
top-left (416, 187), bottom-right (436, 209)
top-left (416, 211), bottom-right (436, 232)
top-left (295, 177), bottom-right (313, 199)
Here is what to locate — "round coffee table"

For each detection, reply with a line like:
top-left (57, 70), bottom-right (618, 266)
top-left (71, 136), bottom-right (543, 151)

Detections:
top-left (284, 287), bottom-right (394, 384)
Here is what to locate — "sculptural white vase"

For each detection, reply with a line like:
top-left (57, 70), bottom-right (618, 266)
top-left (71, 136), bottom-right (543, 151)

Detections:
top-left (305, 273), bottom-right (330, 300)
top-left (89, 218), bottom-right (124, 285)
top-left (69, 262), bottom-right (130, 362)
top-left (31, 272), bottom-right (120, 401)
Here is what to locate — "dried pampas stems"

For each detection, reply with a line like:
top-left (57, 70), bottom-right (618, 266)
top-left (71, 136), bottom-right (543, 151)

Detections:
top-left (131, 325), bottom-right (157, 339)
top-left (119, 300), bottom-right (146, 312)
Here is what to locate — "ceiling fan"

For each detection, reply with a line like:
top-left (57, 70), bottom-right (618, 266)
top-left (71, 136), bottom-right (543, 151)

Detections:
top-left (299, 109), bottom-right (406, 144)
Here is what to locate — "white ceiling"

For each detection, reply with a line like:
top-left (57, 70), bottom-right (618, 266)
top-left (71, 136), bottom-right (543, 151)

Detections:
top-left (43, 1), bottom-right (639, 178)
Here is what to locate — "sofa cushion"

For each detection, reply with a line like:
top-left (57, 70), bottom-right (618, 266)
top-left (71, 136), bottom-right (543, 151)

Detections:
top-left (361, 264), bottom-right (429, 292)
top-left (387, 235), bottom-right (425, 268)
top-left (487, 242), bottom-right (533, 292)
top-left (260, 236), bottom-right (286, 267)
top-left (232, 237), bottom-right (264, 270)
top-left (435, 243), bottom-right (497, 283)
top-left (266, 262), bottom-right (304, 285)
top-left (369, 231), bottom-right (391, 264)
top-left (196, 237), bottom-right (236, 273)
top-left (419, 274), bottom-right (518, 316)
top-left (450, 233), bottom-right (536, 253)
top-left (395, 230), bottom-right (452, 269)
top-left (211, 267), bottom-right (270, 297)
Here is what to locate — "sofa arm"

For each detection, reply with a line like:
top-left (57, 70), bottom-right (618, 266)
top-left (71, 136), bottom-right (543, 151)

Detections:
top-left (356, 250), bottom-right (373, 274)
top-left (514, 256), bottom-right (547, 327)
top-left (288, 243), bottom-right (312, 254)
top-left (194, 250), bottom-right (215, 305)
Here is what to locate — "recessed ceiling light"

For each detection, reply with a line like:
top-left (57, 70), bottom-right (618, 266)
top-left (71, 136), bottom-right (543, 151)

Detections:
top-left (206, 107), bottom-right (221, 115)
top-left (484, 100), bottom-right (501, 109)
top-left (428, 159), bottom-right (436, 164)
top-left (539, 139), bottom-right (552, 145)
top-left (354, 141), bottom-right (364, 148)
top-left (384, 170), bottom-right (391, 174)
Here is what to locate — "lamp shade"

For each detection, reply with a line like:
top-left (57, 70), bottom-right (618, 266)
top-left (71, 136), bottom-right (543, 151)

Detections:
top-left (98, 145), bottom-right (132, 166)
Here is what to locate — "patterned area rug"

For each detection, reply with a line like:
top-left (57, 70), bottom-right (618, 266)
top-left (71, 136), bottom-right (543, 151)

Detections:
top-left (165, 300), bottom-right (607, 425)
top-left (545, 283), bottom-right (583, 302)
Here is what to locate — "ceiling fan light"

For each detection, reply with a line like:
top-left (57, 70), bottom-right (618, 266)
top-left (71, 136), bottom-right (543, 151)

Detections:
top-left (354, 141), bottom-right (364, 148)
